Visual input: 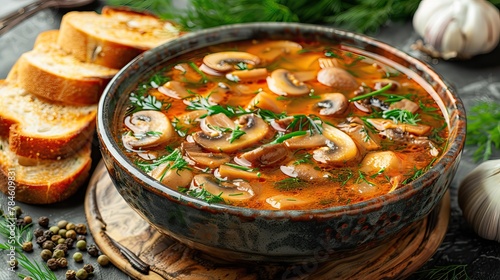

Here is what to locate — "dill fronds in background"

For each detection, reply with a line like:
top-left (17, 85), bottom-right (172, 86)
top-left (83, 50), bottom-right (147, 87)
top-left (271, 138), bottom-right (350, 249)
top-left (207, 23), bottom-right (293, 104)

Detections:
top-left (106, 0), bottom-right (423, 33)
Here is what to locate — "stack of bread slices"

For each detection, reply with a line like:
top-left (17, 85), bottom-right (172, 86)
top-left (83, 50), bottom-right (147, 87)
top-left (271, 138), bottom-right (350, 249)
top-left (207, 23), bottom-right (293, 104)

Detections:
top-left (0, 6), bottom-right (180, 204)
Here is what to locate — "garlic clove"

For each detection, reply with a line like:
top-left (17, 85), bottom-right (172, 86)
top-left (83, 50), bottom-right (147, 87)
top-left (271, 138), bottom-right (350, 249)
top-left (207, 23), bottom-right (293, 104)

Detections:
top-left (458, 159), bottom-right (500, 242)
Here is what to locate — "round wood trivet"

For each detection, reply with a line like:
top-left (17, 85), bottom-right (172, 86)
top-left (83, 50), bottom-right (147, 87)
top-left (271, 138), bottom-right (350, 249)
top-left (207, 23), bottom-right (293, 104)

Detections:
top-left (85, 160), bottom-right (450, 280)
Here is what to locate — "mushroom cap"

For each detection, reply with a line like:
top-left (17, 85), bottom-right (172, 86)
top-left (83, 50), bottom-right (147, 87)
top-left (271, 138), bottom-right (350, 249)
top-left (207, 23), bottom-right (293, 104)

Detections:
top-left (312, 123), bottom-right (360, 165)
top-left (267, 69), bottom-right (310, 96)
top-left (203, 51), bottom-right (261, 72)
top-left (123, 110), bottom-right (175, 149)
top-left (316, 93), bottom-right (349, 116)
top-left (150, 164), bottom-right (193, 189)
top-left (317, 67), bottom-right (358, 90)
top-left (191, 174), bottom-right (255, 203)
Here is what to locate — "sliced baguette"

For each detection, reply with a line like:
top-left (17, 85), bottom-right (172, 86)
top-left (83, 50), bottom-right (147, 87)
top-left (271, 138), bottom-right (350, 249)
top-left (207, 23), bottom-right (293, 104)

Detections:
top-left (0, 80), bottom-right (96, 160)
top-left (0, 138), bottom-right (91, 204)
top-left (6, 30), bottom-right (118, 105)
top-left (57, 6), bottom-right (181, 69)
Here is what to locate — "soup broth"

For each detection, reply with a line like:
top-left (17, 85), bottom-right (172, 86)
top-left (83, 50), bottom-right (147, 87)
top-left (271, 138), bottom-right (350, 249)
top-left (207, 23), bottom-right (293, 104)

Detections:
top-left (119, 39), bottom-right (448, 210)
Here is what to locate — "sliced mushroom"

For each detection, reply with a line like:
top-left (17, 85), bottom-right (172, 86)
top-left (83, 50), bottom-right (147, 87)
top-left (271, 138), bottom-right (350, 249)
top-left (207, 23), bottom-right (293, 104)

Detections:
top-left (388, 99), bottom-right (420, 114)
top-left (226, 68), bottom-right (268, 82)
top-left (200, 113), bottom-right (235, 135)
top-left (316, 93), bottom-right (349, 116)
top-left (317, 67), bottom-right (358, 90)
top-left (283, 132), bottom-right (327, 149)
top-left (217, 164), bottom-right (263, 180)
top-left (246, 40), bottom-right (303, 61)
top-left (267, 69), bottom-right (310, 96)
top-left (193, 114), bottom-right (269, 153)
top-left (181, 142), bottom-right (230, 168)
top-left (366, 118), bottom-right (431, 136)
top-left (150, 164), bottom-right (193, 189)
top-left (337, 118), bottom-right (381, 152)
top-left (191, 174), bottom-right (255, 203)
top-left (124, 110), bottom-right (175, 148)
top-left (312, 123), bottom-right (360, 165)
top-left (158, 81), bottom-right (192, 99)
top-left (247, 91), bottom-right (287, 113)
top-left (280, 161), bottom-right (330, 182)
top-left (207, 82), bottom-right (230, 104)
top-left (265, 194), bottom-right (312, 210)
top-left (359, 151), bottom-right (403, 175)
top-left (236, 143), bottom-right (289, 167)
top-left (203, 51), bottom-right (260, 72)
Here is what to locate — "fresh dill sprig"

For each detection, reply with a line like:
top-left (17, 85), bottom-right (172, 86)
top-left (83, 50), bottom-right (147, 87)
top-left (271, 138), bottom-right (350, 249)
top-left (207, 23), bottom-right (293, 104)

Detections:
top-left (136, 148), bottom-right (190, 173)
top-left (416, 264), bottom-right (470, 280)
top-left (274, 177), bottom-right (306, 191)
top-left (382, 109), bottom-right (420, 125)
top-left (355, 170), bottom-right (375, 186)
top-left (0, 216), bottom-right (32, 248)
top-left (128, 93), bottom-right (170, 114)
top-left (465, 101), bottom-right (500, 162)
top-left (0, 244), bottom-right (57, 280)
top-left (186, 95), bottom-right (248, 118)
top-left (402, 158), bottom-right (437, 185)
top-left (182, 187), bottom-right (225, 204)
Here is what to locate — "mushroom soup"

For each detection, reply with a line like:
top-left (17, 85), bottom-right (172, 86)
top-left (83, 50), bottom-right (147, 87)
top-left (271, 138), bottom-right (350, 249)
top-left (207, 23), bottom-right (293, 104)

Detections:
top-left (119, 39), bottom-right (448, 210)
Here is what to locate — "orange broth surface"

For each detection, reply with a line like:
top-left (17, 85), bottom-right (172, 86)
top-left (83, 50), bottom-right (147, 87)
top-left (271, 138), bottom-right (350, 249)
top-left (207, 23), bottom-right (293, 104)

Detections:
top-left (119, 39), bottom-right (448, 210)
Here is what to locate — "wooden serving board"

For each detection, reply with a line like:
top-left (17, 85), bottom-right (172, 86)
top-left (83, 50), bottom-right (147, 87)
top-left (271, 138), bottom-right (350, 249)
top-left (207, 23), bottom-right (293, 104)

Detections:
top-left (84, 160), bottom-right (450, 280)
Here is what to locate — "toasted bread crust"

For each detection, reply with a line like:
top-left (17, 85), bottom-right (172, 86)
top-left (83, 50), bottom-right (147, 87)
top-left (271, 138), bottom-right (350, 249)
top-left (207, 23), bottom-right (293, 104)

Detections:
top-left (57, 7), bottom-right (181, 69)
top-left (0, 142), bottom-right (92, 204)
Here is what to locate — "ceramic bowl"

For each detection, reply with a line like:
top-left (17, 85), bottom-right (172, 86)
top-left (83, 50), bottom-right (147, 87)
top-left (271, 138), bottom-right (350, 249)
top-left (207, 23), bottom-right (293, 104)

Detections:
top-left (97, 22), bottom-right (466, 263)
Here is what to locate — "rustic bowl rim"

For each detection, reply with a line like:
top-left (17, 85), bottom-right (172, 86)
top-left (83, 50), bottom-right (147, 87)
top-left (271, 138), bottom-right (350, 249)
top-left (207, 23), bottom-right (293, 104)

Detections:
top-left (97, 22), bottom-right (466, 219)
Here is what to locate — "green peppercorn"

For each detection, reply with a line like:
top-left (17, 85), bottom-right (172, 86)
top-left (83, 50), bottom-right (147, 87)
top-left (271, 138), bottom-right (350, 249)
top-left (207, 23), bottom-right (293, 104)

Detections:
top-left (97, 255), bottom-right (110, 266)
top-left (75, 223), bottom-right (87, 235)
top-left (65, 229), bottom-right (77, 240)
top-left (73, 252), bottom-right (83, 263)
top-left (57, 238), bottom-right (66, 245)
top-left (57, 220), bottom-right (68, 229)
top-left (76, 268), bottom-right (88, 279)
top-left (22, 241), bottom-right (33, 252)
top-left (40, 249), bottom-right (52, 261)
top-left (52, 249), bottom-right (65, 259)
top-left (12, 206), bottom-right (22, 217)
top-left (58, 229), bottom-right (67, 238)
top-left (76, 240), bottom-right (87, 251)
top-left (42, 240), bottom-right (55, 251)
top-left (66, 222), bottom-right (76, 231)
top-left (23, 215), bottom-right (32, 225)
top-left (8, 258), bottom-right (18, 268)
top-left (49, 226), bottom-right (60, 235)
top-left (56, 257), bottom-right (68, 268)
top-left (83, 263), bottom-right (94, 273)
top-left (38, 216), bottom-right (49, 228)
top-left (46, 258), bottom-right (58, 270)
top-left (55, 244), bottom-right (68, 254)
top-left (65, 269), bottom-right (76, 280)
top-left (87, 244), bottom-right (99, 257)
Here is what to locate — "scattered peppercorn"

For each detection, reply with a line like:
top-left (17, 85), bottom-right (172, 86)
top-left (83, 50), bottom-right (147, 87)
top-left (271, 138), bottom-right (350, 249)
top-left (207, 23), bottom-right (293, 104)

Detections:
top-left (58, 229), bottom-right (67, 238)
top-left (57, 238), bottom-right (66, 245)
top-left (66, 222), bottom-right (76, 231)
top-left (87, 244), bottom-right (99, 257)
top-left (75, 223), bottom-right (87, 235)
top-left (52, 249), bottom-right (65, 259)
top-left (42, 240), bottom-right (55, 251)
top-left (23, 277), bottom-right (33, 280)
top-left (76, 268), bottom-right (88, 279)
top-left (73, 252), bottom-right (83, 263)
top-left (65, 269), bottom-right (76, 280)
top-left (56, 257), bottom-right (68, 268)
top-left (43, 229), bottom-right (53, 238)
top-left (12, 206), bottom-right (23, 217)
top-left (51, 234), bottom-right (61, 243)
top-left (47, 258), bottom-right (58, 270)
top-left (57, 220), bottom-right (68, 229)
top-left (83, 263), bottom-right (94, 273)
top-left (36, 236), bottom-right (47, 246)
top-left (8, 258), bottom-right (18, 268)
top-left (22, 241), bottom-right (33, 252)
top-left (33, 228), bottom-right (44, 238)
top-left (76, 235), bottom-right (86, 241)
top-left (40, 249), bottom-right (52, 261)
top-left (16, 218), bottom-right (25, 227)
top-left (49, 226), bottom-right (60, 235)
top-left (65, 229), bottom-right (77, 240)
top-left (97, 254), bottom-right (110, 266)
top-left (38, 216), bottom-right (49, 228)
top-left (55, 244), bottom-right (68, 254)
top-left (23, 215), bottom-right (32, 225)
top-left (76, 240), bottom-right (87, 251)
top-left (64, 238), bottom-right (74, 249)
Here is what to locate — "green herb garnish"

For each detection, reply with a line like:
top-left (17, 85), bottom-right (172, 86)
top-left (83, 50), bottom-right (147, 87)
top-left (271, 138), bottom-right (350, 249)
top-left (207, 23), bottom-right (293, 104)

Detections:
top-left (274, 177), bottom-right (306, 191)
top-left (185, 188), bottom-right (225, 204)
top-left (466, 101), bottom-right (500, 161)
top-left (128, 93), bottom-right (170, 114)
top-left (382, 109), bottom-right (420, 124)
top-left (356, 170), bottom-right (375, 186)
top-left (348, 83), bottom-right (392, 102)
top-left (136, 148), bottom-right (190, 173)
top-left (415, 264), bottom-right (470, 280)
top-left (402, 158), bottom-right (437, 185)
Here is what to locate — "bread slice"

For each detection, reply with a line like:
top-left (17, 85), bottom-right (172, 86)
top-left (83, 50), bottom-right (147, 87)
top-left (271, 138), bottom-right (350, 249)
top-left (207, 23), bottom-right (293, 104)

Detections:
top-left (0, 80), bottom-right (97, 160)
top-left (6, 30), bottom-right (118, 105)
top-left (0, 138), bottom-right (91, 204)
top-left (57, 6), bottom-right (181, 69)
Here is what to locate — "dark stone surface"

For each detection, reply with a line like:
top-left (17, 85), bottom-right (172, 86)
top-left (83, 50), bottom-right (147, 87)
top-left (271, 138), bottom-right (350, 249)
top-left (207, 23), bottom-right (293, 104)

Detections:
top-left (0, 1), bottom-right (499, 279)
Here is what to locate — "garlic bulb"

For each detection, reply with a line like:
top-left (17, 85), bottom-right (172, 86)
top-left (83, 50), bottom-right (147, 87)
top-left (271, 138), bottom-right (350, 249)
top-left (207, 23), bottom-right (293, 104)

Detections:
top-left (412, 0), bottom-right (500, 59)
top-left (458, 160), bottom-right (500, 242)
